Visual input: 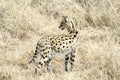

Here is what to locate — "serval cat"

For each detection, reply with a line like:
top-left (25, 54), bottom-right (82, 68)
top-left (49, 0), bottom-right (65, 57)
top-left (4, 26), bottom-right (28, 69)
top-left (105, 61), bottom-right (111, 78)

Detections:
top-left (29, 16), bottom-right (79, 73)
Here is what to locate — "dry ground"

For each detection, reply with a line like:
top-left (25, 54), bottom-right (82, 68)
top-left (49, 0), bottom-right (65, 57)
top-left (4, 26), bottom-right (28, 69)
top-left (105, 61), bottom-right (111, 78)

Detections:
top-left (0, 0), bottom-right (120, 80)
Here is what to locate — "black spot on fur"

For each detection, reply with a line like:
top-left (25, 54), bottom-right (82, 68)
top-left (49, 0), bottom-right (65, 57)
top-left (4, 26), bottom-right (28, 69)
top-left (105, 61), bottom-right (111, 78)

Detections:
top-left (52, 41), bottom-right (54, 43)
top-left (76, 31), bottom-right (78, 34)
top-left (74, 35), bottom-right (76, 37)
top-left (33, 55), bottom-right (37, 58)
top-left (39, 62), bottom-right (43, 66)
top-left (34, 51), bottom-right (37, 55)
top-left (42, 55), bottom-right (45, 59)
top-left (58, 50), bottom-right (60, 53)
top-left (36, 46), bottom-right (38, 49)
top-left (44, 52), bottom-right (47, 54)
top-left (65, 38), bottom-right (68, 40)
top-left (47, 59), bottom-right (51, 63)
top-left (71, 63), bottom-right (73, 65)
top-left (69, 31), bottom-right (72, 34)
top-left (65, 57), bottom-right (69, 60)
top-left (44, 61), bottom-right (46, 63)
top-left (70, 58), bottom-right (74, 62)
top-left (58, 47), bottom-right (60, 49)
top-left (65, 35), bottom-right (68, 37)
top-left (72, 55), bottom-right (75, 57)
top-left (43, 49), bottom-right (45, 51)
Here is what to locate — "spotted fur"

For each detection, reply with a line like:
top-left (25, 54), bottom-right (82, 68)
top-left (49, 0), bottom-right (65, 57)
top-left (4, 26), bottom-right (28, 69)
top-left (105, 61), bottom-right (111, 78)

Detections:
top-left (29, 16), bottom-right (78, 73)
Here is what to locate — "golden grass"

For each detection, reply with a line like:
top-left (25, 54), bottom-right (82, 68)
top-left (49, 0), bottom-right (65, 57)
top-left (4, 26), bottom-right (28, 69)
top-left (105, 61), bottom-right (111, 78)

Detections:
top-left (0, 0), bottom-right (120, 80)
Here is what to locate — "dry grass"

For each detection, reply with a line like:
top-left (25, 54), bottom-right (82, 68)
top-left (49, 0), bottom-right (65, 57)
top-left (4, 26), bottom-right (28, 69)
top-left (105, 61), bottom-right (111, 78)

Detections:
top-left (0, 0), bottom-right (120, 80)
